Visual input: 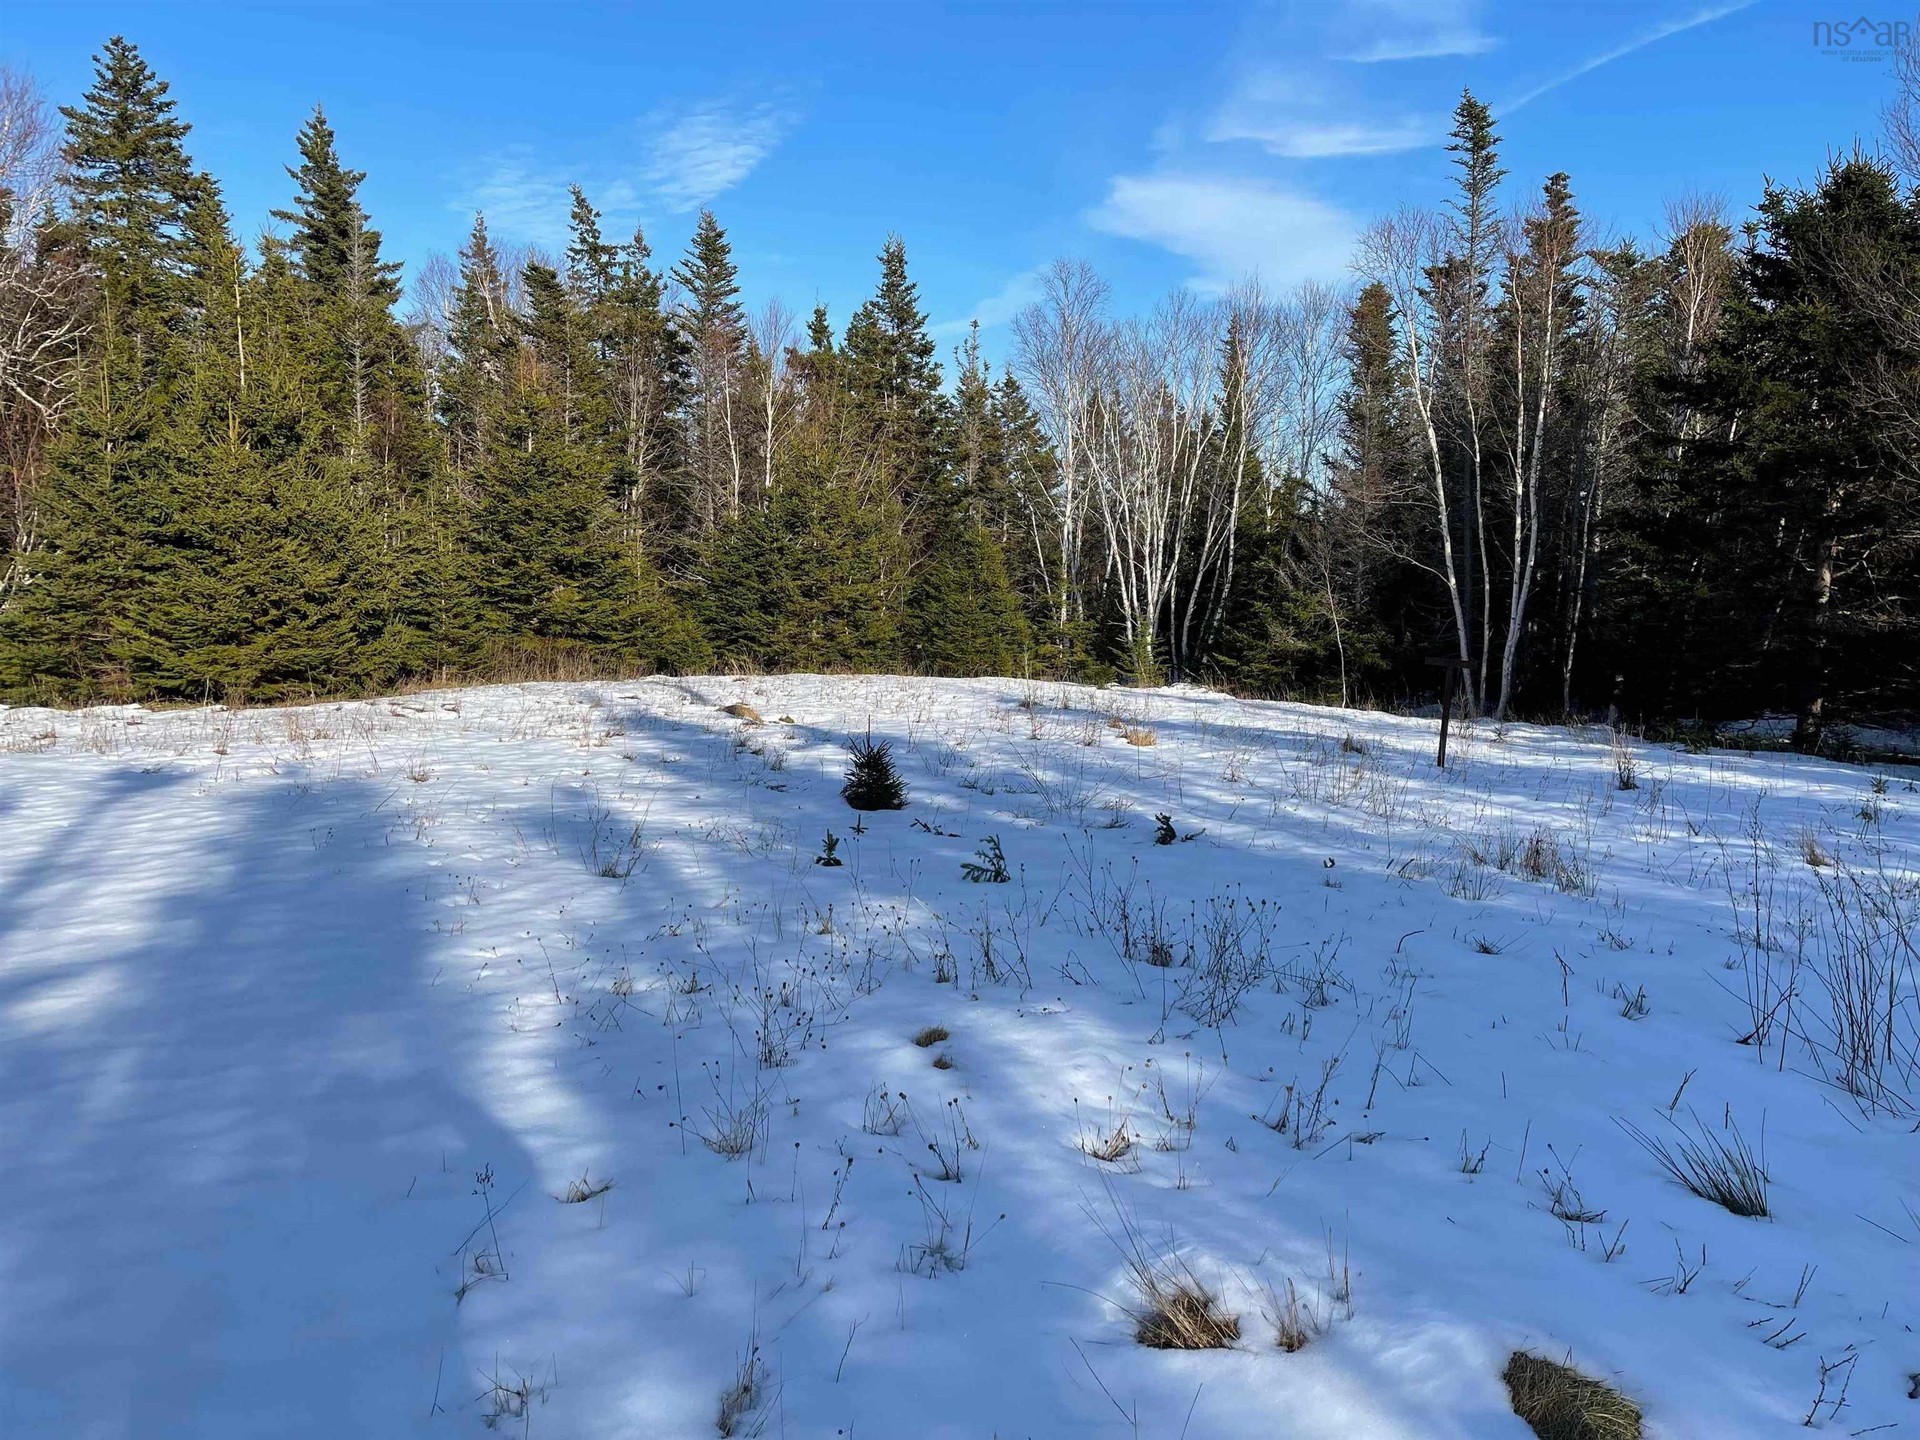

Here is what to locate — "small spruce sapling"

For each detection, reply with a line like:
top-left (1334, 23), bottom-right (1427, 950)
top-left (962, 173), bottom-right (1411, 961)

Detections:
top-left (1154, 814), bottom-right (1177, 846)
top-left (843, 731), bottom-right (907, 811)
top-left (962, 836), bottom-right (1010, 883)
top-left (814, 831), bottom-right (844, 867)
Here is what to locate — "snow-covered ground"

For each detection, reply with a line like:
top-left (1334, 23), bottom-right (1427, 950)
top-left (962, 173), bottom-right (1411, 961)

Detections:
top-left (0, 676), bottom-right (1914, 1439)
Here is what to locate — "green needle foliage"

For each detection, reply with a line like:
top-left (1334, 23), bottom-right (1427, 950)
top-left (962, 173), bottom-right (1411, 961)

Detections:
top-left (842, 731), bottom-right (907, 811)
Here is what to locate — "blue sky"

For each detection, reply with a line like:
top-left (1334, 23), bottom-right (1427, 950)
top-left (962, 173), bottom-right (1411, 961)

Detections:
top-left (3, 1), bottom-right (1898, 356)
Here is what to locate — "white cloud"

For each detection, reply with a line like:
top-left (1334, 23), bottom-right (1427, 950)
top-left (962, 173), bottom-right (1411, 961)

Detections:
top-left (1500, 2), bottom-right (1755, 113)
top-left (931, 264), bottom-right (1049, 340)
top-left (1212, 114), bottom-right (1437, 159)
top-left (1087, 173), bottom-right (1358, 290)
top-left (455, 149), bottom-right (573, 247)
top-left (642, 101), bottom-right (793, 212)
top-left (1338, 0), bottom-right (1495, 62)
top-left (449, 98), bottom-right (795, 245)
top-left (1206, 65), bottom-right (1438, 159)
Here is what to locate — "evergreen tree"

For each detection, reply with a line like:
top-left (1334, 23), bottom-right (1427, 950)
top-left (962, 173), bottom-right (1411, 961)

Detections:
top-left (570, 190), bottom-right (684, 535)
top-left (58, 36), bottom-right (204, 319)
top-left (906, 497), bottom-right (1028, 675)
top-left (272, 105), bottom-right (430, 477)
top-left (466, 267), bottom-right (705, 672)
top-left (696, 457), bottom-right (905, 672)
top-left (1439, 87), bottom-right (1507, 707)
top-left (437, 213), bottom-right (515, 473)
top-left (564, 184), bottom-right (619, 301)
top-left (520, 260), bottom-right (609, 445)
top-left (1642, 157), bottom-right (1920, 745)
top-left (842, 235), bottom-right (949, 510)
top-left (124, 229), bottom-right (380, 698)
top-left (273, 106), bottom-right (399, 302)
top-left (2, 39), bottom-right (209, 697)
top-left (672, 209), bottom-right (747, 527)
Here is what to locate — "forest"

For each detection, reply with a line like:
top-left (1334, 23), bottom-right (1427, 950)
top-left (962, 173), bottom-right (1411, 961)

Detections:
top-left (0, 37), bottom-right (1915, 746)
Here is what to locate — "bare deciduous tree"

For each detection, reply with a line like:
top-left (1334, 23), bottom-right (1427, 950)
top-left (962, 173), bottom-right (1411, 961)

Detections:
top-left (1357, 209), bottom-right (1476, 696)
top-left (1014, 259), bottom-right (1108, 636)
top-left (0, 65), bottom-right (89, 606)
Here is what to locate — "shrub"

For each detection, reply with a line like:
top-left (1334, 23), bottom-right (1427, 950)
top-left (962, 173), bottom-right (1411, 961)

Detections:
top-left (842, 731), bottom-right (907, 810)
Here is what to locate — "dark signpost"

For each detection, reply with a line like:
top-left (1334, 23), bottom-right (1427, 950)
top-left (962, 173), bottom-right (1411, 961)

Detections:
top-left (1425, 656), bottom-right (1469, 768)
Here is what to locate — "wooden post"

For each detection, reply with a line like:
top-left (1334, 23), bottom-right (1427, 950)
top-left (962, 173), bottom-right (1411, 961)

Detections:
top-left (1425, 656), bottom-right (1467, 768)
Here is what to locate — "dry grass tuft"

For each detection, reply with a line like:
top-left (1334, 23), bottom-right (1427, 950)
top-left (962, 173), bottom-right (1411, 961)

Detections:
top-left (1079, 1123), bottom-right (1134, 1164)
top-left (1617, 1111), bottom-right (1769, 1217)
top-left (931, 1052), bottom-right (955, 1070)
top-left (1504, 1351), bottom-right (1642, 1440)
top-left (556, 1170), bottom-right (614, 1204)
top-left (721, 702), bottom-right (764, 724)
top-left (1264, 1278), bottom-right (1320, 1352)
top-left (1131, 1264), bottom-right (1240, 1349)
top-left (1797, 827), bottom-right (1832, 868)
top-left (1122, 726), bottom-right (1158, 747)
top-left (913, 1025), bottom-right (950, 1047)
top-left (716, 1335), bottom-right (768, 1437)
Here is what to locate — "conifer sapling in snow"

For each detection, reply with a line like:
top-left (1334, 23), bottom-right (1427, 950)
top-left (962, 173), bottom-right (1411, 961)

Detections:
top-left (842, 731), bottom-right (907, 811)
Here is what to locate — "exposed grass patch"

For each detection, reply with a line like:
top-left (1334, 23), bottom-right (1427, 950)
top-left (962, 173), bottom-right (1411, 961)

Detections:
top-left (1504, 1351), bottom-right (1642, 1440)
top-left (1079, 1122), bottom-right (1134, 1164)
top-left (1263, 1278), bottom-right (1321, 1352)
top-left (1617, 1111), bottom-right (1770, 1218)
top-left (1798, 827), bottom-right (1833, 868)
top-left (913, 1025), bottom-right (950, 1048)
top-left (1129, 1261), bottom-right (1240, 1349)
top-left (1122, 726), bottom-right (1157, 748)
top-left (716, 1334), bottom-right (768, 1437)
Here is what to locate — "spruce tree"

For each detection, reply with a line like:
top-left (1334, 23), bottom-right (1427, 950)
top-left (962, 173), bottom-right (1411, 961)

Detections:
top-left (673, 209), bottom-right (747, 527)
top-left (906, 498), bottom-right (1028, 675)
top-left (2, 39), bottom-right (209, 697)
top-left (58, 37), bottom-right (203, 319)
top-left (465, 266), bottom-right (705, 673)
top-left (564, 185), bottom-right (619, 301)
top-left (438, 213), bottom-right (515, 473)
top-left (671, 209), bottom-right (745, 337)
top-left (1649, 158), bottom-right (1920, 745)
top-left (568, 190), bottom-right (684, 534)
top-left (273, 106), bottom-right (399, 302)
top-left (697, 455), bottom-right (905, 672)
top-left (842, 236), bottom-right (949, 508)
top-left (1442, 88), bottom-right (1506, 706)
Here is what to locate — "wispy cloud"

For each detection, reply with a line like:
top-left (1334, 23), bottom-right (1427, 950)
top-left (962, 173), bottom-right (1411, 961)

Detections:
top-left (450, 97), bottom-right (796, 244)
top-left (642, 100), bottom-right (793, 212)
top-left (1339, 0), bottom-right (1495, 62)
top-left (931, 264), bottom-right (1049, 340)
top-left (1501, 2), bottom-right (1754, 114)
top-left (1206, 65), bottom-right (1439, 159)
top-left (1088, 173), bottom-right (1358, 291)
top-left (456, 148), bottom-right (573, 247)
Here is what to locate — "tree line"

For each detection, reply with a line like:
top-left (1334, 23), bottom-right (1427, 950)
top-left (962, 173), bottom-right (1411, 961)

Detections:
top-left (0, 38), bottom-right (1914, 747)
